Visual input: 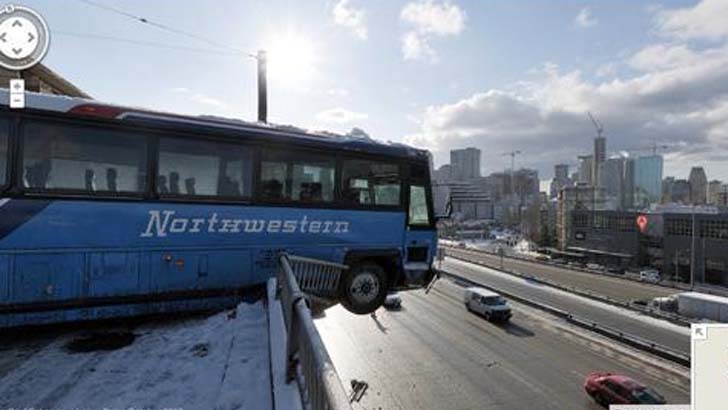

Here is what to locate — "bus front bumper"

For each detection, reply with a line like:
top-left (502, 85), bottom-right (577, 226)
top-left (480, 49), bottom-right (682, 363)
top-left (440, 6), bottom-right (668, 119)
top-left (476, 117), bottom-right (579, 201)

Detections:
top-left (395, 262), bottom-right (435, 290)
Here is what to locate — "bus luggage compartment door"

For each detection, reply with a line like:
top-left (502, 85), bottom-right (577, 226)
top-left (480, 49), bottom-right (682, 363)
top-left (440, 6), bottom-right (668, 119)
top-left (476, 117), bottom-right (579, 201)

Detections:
top-left (12, 253), bottom-right (83, 303)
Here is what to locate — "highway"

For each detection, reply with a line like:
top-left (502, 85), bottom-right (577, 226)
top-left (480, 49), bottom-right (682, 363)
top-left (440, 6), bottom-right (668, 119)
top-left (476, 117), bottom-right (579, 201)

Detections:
top-left (446, 248), bottom-right (677, 304)
top-left (317, 279), bottom-right (690, 410)
top-left (441, 257), bottom-right (690, 354)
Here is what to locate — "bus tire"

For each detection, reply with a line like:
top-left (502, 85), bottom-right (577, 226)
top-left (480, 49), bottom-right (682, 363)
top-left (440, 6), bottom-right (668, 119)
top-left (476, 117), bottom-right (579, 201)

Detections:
top-left (340, 261), bottom-right (388, 315)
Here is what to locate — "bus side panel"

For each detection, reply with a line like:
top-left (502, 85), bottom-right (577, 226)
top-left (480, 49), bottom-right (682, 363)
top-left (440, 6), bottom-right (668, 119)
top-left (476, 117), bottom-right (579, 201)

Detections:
top-left (12, 253), bottom-right (83, 304)
top-left (0, 254), bottom-right (8, 325)
top-left (149, 249), bottom-right (251, 292)
top-left (88, 251), bottom-right (141, 297)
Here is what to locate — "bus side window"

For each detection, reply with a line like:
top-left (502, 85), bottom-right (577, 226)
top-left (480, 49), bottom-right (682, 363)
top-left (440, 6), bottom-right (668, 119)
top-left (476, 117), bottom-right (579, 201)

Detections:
top-left (259, 149), bottom-right (335, 203)
top-left (158, 137), bottom-right (252, 198)
top-left (341, 159), bottom-right (401, 206)
top-left (22, 121), bottom-right (148, 193)
top-left (0, 118), bottom-right (7, 187)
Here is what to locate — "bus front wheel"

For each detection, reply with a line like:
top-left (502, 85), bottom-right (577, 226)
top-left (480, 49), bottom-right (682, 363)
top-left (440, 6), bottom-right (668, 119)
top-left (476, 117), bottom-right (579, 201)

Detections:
top-left (340, 261), bottom-right (388, 315)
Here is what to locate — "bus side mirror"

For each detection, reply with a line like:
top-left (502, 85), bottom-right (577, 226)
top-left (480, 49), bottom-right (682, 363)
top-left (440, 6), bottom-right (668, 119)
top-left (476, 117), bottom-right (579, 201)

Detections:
top-left (435, 201), bottom-right (452, 221)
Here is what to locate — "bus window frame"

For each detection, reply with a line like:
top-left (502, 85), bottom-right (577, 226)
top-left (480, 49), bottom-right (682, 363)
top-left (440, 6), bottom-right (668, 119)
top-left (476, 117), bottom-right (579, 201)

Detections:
top-left (4, 108), bottom-right (430, 214)
top-left (405, 163), bottom-right (436, 230)
top-left (0, 113), bottom-right (12, 193)
top-left (16, 117), bottom-right (150, 200)
top-left (155, 133), bottom-right (256, 203)
top-left (338, 156), bottom-right (405, 211)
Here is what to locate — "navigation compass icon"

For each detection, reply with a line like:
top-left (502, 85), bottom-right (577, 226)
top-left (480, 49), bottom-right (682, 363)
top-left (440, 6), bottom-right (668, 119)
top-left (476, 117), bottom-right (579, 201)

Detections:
top-left (0, 4), bottom-right (49, 70)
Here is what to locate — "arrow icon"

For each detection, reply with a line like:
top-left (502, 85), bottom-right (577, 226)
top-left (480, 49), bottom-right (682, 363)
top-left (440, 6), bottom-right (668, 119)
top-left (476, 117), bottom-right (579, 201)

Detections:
top-left (27, 32), bottom-right (34, 43)
top-left (11, 19), bottom-right (21, 27)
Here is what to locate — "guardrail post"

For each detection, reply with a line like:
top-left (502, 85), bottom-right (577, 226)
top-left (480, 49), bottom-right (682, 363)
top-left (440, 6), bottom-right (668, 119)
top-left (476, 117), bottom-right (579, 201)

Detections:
top-left (277, 252), bottom-right (353, 410)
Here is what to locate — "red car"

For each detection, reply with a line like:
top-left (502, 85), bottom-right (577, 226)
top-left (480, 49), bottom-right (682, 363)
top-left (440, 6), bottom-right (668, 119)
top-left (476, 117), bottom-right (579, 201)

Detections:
top-left (584, 372), bottom-right (666, 407)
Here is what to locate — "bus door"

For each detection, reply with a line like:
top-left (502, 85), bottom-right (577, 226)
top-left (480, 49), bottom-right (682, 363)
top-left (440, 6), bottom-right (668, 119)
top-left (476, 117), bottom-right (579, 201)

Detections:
top-left (403, 164), bottom-right (435, 287)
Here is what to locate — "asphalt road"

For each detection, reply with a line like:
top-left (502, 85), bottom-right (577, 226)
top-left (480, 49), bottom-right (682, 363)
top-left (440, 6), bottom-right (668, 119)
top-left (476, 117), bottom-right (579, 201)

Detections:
top-left (317, 280), bottom-right (690, 410)
top-left (440, 257), bottom-right (691, 354)
top-left (446, 248), bottom-right (676, 303)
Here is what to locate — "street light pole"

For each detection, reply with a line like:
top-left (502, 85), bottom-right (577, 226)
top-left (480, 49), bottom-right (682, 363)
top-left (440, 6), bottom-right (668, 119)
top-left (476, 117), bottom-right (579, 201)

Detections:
top-left (690, 209), bottom-right (696, 289)
top-left (257, 49), bottom-right (267, 123)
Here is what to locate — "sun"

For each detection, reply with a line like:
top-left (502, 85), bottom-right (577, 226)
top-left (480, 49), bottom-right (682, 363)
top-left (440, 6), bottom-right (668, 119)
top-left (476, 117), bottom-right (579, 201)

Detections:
top-left (265, 31), bottom-right (317, 86)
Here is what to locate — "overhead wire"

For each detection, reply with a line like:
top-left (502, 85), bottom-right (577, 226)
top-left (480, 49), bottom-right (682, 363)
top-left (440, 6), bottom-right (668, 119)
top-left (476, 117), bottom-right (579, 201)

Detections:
top-left (53, 30), bottom-right (245, 57)
top-left (77, 0), bottom-right (257, 58)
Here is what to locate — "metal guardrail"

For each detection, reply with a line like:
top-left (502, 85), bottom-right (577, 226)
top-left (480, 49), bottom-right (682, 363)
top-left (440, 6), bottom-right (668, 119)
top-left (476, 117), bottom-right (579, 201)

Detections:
top-left (287, 254), bottom-right (348, 299)
top-left (276, 253), bottom-right (352, 410)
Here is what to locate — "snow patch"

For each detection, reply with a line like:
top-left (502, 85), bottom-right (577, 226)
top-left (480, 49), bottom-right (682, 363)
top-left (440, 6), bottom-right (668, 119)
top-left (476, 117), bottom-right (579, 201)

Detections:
top-left (0, 302), bottom-right (273, 410)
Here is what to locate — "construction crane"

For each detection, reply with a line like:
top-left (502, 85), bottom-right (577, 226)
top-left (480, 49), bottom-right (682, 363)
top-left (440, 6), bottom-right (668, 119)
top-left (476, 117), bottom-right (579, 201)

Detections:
top-left (587, 111), bottom-right (604, 139)
top-left (629, 139), bottom-right (671, 156)
top-left (502, 150), bottom-right (521, 173)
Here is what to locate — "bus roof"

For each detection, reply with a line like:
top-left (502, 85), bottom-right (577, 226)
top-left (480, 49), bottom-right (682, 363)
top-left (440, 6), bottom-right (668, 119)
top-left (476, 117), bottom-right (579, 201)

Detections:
top-left (0, 88), bottom-right (429, 161)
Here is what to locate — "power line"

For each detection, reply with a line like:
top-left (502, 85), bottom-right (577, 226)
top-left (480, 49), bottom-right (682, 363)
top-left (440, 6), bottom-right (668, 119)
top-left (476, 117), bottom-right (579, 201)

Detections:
top-left (78, 0), bottom-right (256, 58)
top-left (53, 30), bottom-right (245, 57)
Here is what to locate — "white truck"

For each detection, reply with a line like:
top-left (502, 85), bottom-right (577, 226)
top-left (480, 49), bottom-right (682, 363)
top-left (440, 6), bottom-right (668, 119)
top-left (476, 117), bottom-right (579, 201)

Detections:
top-left (675, 292), bottom-right (728, 322)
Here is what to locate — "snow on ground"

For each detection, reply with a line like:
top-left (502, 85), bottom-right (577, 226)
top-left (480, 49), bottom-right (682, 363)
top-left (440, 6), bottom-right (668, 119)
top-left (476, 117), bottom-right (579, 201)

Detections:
top-left (0, 301), bottom-right (273, 410)
top-left (445, 257), bottom-right (691, 337)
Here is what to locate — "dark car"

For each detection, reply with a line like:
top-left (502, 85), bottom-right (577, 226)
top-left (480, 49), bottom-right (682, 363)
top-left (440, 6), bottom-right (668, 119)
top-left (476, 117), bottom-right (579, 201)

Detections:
top-left (584, 373), bottom-right (666, 407)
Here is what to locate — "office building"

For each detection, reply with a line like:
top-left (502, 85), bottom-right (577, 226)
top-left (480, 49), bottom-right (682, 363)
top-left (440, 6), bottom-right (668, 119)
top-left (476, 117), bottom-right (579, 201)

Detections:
top-left (450, 148), bottom-right (481, 180)
top-left (557, 184), bottom-right (606, 249)
top-left (433, 180), bottom-right (493, 221)
top-left (512, 168), bottom-right (539, 203)
top-left (708, 180), bottom-right (723, 205)
top-left (578, 155), bottom-right (594, 185)
top-left (433, 164), bottom-right (452, 183)
top-left (599, 157), bottom-right (634, 210)
top-left (550, 164), bottom-right (571, 199)
top-left (689, 166), bottom-right (708, 205)
top-left (634, 155), bottom-right (663, 205)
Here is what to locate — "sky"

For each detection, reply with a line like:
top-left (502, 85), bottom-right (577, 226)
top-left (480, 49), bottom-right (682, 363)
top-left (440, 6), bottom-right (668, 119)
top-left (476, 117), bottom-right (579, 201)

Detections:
top-left (20, 0), bottom-right (728, 184)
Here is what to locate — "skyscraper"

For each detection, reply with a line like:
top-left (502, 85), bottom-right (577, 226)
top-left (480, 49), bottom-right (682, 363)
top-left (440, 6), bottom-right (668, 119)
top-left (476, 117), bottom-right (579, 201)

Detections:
top-left (550, 163), bottom-right (571, 198)
top-left (634, 155), bottom-right (663, 205)
top-left (689, 167), bottom-right (708, 205)
top-left (578, 155), bottom-right (593, 185)
top-left (593, 136), bottom-right (606, 186)
top-left (450, 147), bottom-right (481, 180)
top-left (599, 157), bottom-right (635, 210)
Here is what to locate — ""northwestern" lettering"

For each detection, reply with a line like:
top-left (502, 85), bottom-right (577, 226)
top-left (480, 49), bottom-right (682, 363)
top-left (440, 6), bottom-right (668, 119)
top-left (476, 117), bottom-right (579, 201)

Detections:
top-left (140, 210), bottom-right (350, 238)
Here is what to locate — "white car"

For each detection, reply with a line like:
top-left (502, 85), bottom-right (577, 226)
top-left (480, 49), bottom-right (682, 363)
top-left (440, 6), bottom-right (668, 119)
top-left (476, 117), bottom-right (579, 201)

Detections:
top-left (639, 269), bottom-right (661, 283)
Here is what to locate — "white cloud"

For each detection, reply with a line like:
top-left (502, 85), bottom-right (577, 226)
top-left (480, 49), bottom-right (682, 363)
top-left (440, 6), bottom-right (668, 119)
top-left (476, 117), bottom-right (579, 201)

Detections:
top-left (655, 0), bottom-right (728, 41)
top-left (402, 31), bottom-right (436, 61)
top-left (316, 108), bottom-right (368, 124)
top-left (400, 0), bottom-right (466, 61)
top-left (574, 7), bottom-right (597, 28)
top-left (327, 87), bottom-right (350, 98)
top-left (407, 35), bottom-right (728, 178)
top-left (332, 0), bottom-right (367, 40)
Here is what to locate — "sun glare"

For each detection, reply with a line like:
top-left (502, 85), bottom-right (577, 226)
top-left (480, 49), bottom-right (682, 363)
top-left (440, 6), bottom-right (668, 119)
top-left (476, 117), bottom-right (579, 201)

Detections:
top-left (266, 31), bottom-right (317, 86)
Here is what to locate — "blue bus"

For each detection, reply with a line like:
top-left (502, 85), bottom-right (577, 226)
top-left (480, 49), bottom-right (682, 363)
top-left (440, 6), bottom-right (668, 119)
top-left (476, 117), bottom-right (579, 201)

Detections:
top-left (0, 90), bottom-right (438, 328)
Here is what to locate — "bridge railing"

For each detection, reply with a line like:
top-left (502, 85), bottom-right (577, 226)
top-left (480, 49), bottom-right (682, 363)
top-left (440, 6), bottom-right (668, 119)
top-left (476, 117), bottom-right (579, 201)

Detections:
top-left (276, 253), bottom-right (352, 410)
